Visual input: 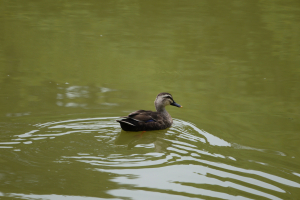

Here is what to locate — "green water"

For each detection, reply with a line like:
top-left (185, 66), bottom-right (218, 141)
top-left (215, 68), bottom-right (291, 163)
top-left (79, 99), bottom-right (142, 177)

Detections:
top-left (1, 0), bottom-right (300, 199)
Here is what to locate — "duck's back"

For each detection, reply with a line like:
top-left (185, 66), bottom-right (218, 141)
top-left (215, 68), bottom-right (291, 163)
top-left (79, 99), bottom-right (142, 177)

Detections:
top-left (117, 110), bottom-right (173, 131)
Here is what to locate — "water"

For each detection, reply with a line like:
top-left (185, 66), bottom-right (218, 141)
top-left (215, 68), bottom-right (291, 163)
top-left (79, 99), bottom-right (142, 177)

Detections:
top-left (1, 0), bottom-right (300, 199)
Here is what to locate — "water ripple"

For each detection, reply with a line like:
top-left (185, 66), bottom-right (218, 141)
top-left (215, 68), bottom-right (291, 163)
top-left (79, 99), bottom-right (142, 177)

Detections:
top-left (2, 117), bottom-right (299, 199)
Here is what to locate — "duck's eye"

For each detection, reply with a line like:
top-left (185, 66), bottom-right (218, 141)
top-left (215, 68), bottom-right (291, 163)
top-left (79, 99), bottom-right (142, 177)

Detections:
top-left (165, 96), bottom-right (174, 103)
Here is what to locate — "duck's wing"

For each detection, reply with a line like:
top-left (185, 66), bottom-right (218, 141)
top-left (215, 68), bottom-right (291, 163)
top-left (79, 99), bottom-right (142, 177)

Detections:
top-left (128, 110), bottom-right (157, 122)
top-left (117, 110), bottom-right (158, 126)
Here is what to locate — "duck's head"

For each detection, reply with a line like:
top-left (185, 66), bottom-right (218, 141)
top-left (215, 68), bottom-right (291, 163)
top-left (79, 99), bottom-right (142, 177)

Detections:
top-left (155, 92), bottom-right (182, 109)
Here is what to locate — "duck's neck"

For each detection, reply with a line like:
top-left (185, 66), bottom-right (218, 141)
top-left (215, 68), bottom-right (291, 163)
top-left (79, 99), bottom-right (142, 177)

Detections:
top-left (155, 103), bottom-right (173, 124)
top-left (155, 103), bottom-right (169, 116)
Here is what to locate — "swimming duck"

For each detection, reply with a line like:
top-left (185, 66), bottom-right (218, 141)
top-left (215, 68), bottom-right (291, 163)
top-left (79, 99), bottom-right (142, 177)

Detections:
top-left (116, 92), bottom-right (182, 131)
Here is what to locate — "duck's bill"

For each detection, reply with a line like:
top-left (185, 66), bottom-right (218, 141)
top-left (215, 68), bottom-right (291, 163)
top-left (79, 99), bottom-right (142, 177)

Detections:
top-left (171, 102), bottom-right (182, 108)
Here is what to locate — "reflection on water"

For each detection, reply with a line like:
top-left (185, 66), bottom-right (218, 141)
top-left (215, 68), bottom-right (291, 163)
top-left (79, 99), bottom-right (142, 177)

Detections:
top-left (56, 86), bottom-right (117, 108)
top-left (1, 117), bottom-right (299, 199)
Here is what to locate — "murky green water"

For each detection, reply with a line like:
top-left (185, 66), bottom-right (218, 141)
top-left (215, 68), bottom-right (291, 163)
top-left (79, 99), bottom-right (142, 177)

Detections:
top-left (1, 0), bottom-right (300, 199)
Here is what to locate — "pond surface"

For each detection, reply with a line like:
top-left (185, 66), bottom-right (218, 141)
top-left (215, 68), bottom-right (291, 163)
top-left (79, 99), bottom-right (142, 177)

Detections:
top-left (1, 0), bottom-right (300, 199)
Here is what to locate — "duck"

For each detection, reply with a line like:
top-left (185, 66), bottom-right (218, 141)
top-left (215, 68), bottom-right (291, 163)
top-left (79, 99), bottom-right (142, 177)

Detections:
top-left (116, 92), bottom-right (182, 131)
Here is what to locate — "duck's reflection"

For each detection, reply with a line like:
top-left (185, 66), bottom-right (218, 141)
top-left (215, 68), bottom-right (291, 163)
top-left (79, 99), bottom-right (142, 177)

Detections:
top-left (115, 129), bottom-right (172, 152)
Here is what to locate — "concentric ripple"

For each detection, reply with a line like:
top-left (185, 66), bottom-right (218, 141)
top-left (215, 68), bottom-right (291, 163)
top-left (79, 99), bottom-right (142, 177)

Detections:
top-left (1, 117), bottom-right (300, 200)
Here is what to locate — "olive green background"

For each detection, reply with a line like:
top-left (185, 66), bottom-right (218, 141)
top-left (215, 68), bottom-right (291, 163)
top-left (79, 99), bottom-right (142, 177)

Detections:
top-left (1, 0), bottom-right (300, 199)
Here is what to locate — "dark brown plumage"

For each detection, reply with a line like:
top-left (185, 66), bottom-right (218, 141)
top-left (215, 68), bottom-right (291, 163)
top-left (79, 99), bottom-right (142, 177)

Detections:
top-left (116, 93), bottom-right (182, 131)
